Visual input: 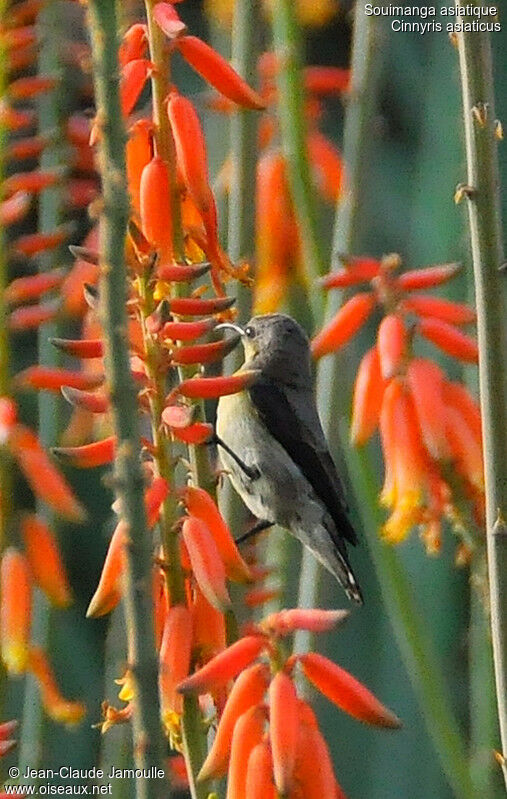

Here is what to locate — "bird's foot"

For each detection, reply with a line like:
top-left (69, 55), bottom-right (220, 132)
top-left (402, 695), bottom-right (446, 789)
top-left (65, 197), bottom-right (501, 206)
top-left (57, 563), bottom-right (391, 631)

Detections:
top-left (208, 433), bottom-right (260, 481)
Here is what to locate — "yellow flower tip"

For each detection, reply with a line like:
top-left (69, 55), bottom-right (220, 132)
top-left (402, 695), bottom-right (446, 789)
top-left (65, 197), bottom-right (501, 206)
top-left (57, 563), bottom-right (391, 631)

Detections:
top-left (295, 0), bottom-right (338, 27)
top-left (381, 496), bottom-right (422, 544)
top-left (115, 670), bottom-right (135, 702)
top-left (162, 709), bottom-right (182, 747)
top-left (379, 487), bottom-right (396, 508)
top-left (3, 644), bottom-right (28, 675)
top-left (204, 0), bottom-right (234, 28)
top-left (153, 280), bottom-right (171, 302)
top-left (49, 700), bottom-right (86, 727)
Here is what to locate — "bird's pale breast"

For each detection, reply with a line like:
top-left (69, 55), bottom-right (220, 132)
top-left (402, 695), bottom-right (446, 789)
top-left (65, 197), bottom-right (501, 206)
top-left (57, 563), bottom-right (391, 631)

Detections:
top-left (216, 390), bottom-right (309, 527)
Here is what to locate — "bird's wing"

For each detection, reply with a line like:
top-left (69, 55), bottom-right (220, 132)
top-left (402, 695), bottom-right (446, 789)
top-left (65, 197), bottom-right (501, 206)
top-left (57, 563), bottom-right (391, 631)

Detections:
top-left (248, 378), bottom-right (357, 546)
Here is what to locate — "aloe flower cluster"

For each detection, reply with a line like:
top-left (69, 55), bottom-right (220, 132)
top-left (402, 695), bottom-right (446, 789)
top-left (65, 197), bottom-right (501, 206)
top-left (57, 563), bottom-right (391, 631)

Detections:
top-left (313, 254), bottom-right (483, 556)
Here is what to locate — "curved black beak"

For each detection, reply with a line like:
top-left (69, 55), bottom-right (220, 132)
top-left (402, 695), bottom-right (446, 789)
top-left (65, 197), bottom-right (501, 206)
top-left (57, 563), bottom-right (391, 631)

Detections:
top-left (215, 322), bottom-right (245, 337)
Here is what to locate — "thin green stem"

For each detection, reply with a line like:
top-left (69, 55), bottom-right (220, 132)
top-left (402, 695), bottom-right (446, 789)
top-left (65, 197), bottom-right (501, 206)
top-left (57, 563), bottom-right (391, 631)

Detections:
top-left (345, 444), bottom-right (476, 799)
top-left (296, 6), bottom-right (475, 798)
top-left (220, 0), bottom-right (260, 559)
top-left (18, 0), bottom-right (62, 775)
top-left (456, 2), bottom-right (507, 786)
top-left (270, 0), bottom-right (324, 324)
top-left (86, 3), bottom-right (165, 798)
top-left (228, 0), bottom-right (259, 271)
top-left (469, 564), bottom-right (500, 796)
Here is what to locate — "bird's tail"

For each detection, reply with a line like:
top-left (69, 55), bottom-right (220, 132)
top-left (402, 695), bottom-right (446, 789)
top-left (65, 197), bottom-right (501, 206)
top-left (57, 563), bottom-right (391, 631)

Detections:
top-left (293, 519), bottom-right (363, 605)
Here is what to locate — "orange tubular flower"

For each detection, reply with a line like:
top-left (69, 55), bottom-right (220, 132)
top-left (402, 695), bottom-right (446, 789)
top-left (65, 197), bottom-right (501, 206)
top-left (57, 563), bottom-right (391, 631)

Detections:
top-left (171, 370), bottom-right (260, 401)
top-left (52, 437), bottom-right (116, 469)
top-left (120, 59), bottom-right (153, 116)
top-left (403, 295), bottom-right (476, 326)
top-left (254, 149), bottom-right (292, 315)
top-left (444, 405), bottom-right (484, 493)
top-left (183, 486), bottom-right (252, 582)
top-left (198, 663), bottom-right (270, 781)
top-left (380, 385), bottom-right (429, 544)
top-left (161, 318), bottom-right (217, 342)
top-left (0, 106), bottom-right (36, 132)
top-left (443, 381), bottom-right (482, 442)
top-left (170, 422), bottom-right (214, 445)
top-left (8, 425), bottom-right (86, 522)
top-left (0, 549), bottom-right (31, 674)
top-left (307, 131), bottom-right (343, 204)
top-left (21, 515), bottom-right (72, 608)
top-left (245, 741), bottom-right (276, 799)
top-left (27, 648), bottom-right (85, 725)
top-left (145, 477), bottom-right (169, 528)
top-left (173, 35), bottom-right (265, 110)
top-left (261, 608), bottom-right (348, 637)
top-left (190, 585), bottom-right (226, 662)
top-left (7, 135), bottom-right (48, 160)
top-left (2, 170), bottom-right (60, 196)
top-left (151, 3), bottom-right (187, 38)
top-left (298, 652), bottom-right (401, 728)
top-left (395, 261), bottom-right (461, 290)
top-left (8, 75), bottom-right (57, 99)
top-left (126, 118), bottom-right (152, 215)
top-left (8, 303), bottom-right (59, 332)
top-left (406, 359), bottom-right (449, 460)
top-left (225, 706), bottom-right (266, 799)
top-left (181, 516), bottom-right (231, 612)
top-left (177, 635), bottom-right (266, 695)
top-left (140, 156), bottom-right (173, 262)
top-left (321, 257), bottom-right (381, 289)
top-left (5, 269), bottom-right (65, 305)
top-left (293, 718), bottom-right (341, 799)
top-left (14, 366), bottom-right (104, 393)
top-left (170, 337), bottom-right (240, 366)
top-left (159, 606), bottom-right (193, 721)
top-left (60, 227), bottom-right (99, 317)
top-left (50, 338), bottom-right (104, 359)
top-left (61, 387), bottom-right (109, 415)
top-left (303, 65), bottom-right (350, 95)
top-left (167, 92), bottom-right (213, 216)
top-left (0, 191), bottom-right (31, 227)
top-left (119, 23), bottom-right (148, 67)
top-left (350, 346), bottom-right (385, 446)
top-left (311, 293), bottom-right (376, 359)
top-left (376, 314), bottom-right (407, 380)
top-left (418, 317), bottom-right (478, 363)
top-left (167, 296), bottom-right (235, 315)
top-left (13, 227), bottom-right (69, 257)
top-left (86, 521), bottom-right (127, 618)
top-left (269, 671), bottom-right (298, 794)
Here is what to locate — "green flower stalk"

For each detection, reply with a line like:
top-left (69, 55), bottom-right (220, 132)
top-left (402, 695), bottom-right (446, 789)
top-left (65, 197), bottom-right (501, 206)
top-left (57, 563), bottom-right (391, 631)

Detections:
top-left (86, 1), bottom-right (165, 797)
top-left (456, 2), bottom-right (507, 788)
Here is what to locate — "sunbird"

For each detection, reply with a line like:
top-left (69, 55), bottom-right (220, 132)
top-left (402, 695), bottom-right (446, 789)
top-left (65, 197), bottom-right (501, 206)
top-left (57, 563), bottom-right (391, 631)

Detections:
top-left (215, 313), bottom-right (363, 604)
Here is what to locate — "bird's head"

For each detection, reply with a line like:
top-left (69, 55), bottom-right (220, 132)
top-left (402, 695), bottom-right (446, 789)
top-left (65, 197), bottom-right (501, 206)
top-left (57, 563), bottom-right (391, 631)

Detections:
top-left (216, 314), bottom-right (311, 387)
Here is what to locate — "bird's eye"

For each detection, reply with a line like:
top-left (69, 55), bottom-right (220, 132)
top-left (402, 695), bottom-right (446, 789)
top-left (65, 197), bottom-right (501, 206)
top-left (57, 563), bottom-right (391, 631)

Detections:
top-left (245, 326), bottom-right (255, 338)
